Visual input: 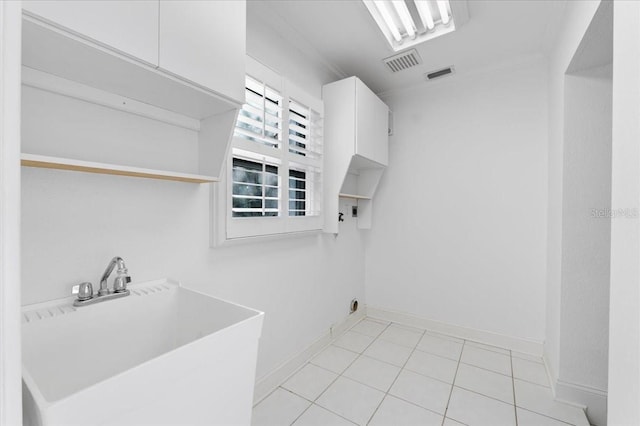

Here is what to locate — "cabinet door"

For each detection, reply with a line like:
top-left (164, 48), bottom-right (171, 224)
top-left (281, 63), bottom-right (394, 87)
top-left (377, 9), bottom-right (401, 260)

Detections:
top-left (355, 79), bottom-right (389, 166)
top-left (159, 0), bottom-right (245, 104)
top-left (22, 0), bottom-right (159, 65)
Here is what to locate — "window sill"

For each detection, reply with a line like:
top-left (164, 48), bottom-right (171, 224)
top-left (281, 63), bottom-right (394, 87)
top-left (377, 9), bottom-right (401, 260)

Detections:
top-left (211, 228), bottom-right (323, 249)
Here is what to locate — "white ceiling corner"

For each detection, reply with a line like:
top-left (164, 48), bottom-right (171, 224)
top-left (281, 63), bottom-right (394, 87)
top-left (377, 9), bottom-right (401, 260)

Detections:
top-left (247, 0), bottom-right (349, 80)
top-left (254, 0), bottom-right (567, 95)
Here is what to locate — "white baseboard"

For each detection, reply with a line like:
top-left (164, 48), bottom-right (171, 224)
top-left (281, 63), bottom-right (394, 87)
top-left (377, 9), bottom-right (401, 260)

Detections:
top-left (366, 306), bottom-right (544, 356)
top-left (253, 305), bottom-right (604, 425)
top-left (542, 350), bottom-right (559, 396)
top-left (253, 307), bottom-right (366, 404)
top-left (555, 379), bottom-right (607, 426)
top-left (544, 348), bottom-right (607, 425)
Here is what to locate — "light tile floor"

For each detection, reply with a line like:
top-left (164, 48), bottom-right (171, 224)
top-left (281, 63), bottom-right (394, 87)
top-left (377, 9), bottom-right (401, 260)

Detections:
top-left (253, 317), bottom-right (589, 426)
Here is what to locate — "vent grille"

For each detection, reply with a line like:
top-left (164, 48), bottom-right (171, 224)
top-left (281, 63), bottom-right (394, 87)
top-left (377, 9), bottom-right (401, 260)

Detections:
top-left (383, 49), bottom-right (423, 73)
top-left (425, 66), bottom-right (456, 81)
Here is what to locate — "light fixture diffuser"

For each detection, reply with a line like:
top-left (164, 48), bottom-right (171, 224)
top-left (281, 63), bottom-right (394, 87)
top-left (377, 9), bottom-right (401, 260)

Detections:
top-left (415, 1), bottom-right (435, 30)
top-left (437, 0), bottom-right (450, 25)
top-left (373, 1), bottom-right (402, 42)
top-left (391, 1), bottom-right (416, 39)
top-left (363, 0), bottom-right (465, 52)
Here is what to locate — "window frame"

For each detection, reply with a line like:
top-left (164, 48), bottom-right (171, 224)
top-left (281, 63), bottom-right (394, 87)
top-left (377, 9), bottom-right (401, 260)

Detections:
top-left (212, 57), bottom-right (324, 244)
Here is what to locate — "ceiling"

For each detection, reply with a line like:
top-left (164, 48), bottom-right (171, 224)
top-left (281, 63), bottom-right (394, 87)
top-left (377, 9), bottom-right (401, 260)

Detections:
top-left (248, 0), bottom-right (567, 94)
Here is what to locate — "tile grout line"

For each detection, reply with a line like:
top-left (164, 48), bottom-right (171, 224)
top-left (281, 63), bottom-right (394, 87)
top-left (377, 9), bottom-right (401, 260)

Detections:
top-left (258, 316), bottom-right (545, 426)
top-left (453, 349), bottom-right (549, 388)
top-left (281, 385), bottom-right (357, 426)
top-left (284, 317), bottom-right (542, 426)
top-left (463, 344), bottom-right (512, 358)
top-left (511, 349), bottom-right (518, 426)
top-left (290, 320), bottom-right (394, 426)
top-left (322, 320), bottom-right (480, 425)
top-left (364, 325), bottom-right (427, 426)
top-left (511, 355), bottom-right (546, 366)
top-left (455, 360), bottom-right (521, 380)
top-left (517, 407), bottom-right (577, 426)
top-left (310, 358), bottom-right (452, 420)
top-left (358, 320), bottom-right (398, 425)
top-left (268, 317), bottom-right (542, 426)
top-left (315, 345), bottom-right (462, 414)
top-left (253, 383), bottom-right (281, 409)
top-left (464, 341), bottom-right (512, 355)
top-left (413, 346), bottom-right (466, 361)
top-left (510, 379), bottom-right (582, 426)
top-left (262, 321), bottom-right (371, 410)
top-left (458, 346), bottom-right (526, 379)
top-left (260, 316), bottom-right (566, 426)
top-left (511, 355), bottom-right (546, 364)
top-left (286, 319), bottom-right (438, 425)
top-left (451, 383), bottom-right (517, 407)
top-left (441, 339), bottom-right (466, 426)
top-left (286, 318), bottom-right (386, 426)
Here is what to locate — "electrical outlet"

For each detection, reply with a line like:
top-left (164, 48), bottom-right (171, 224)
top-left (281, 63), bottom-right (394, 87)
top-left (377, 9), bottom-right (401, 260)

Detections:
top-left (352, 206), bottom-right (358, 217)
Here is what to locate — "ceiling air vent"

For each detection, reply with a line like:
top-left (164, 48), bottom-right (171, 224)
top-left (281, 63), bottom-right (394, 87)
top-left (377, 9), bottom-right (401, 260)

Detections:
top-left (424, 66), bottom-right (456, 81)
top-left (383, 49), bottom-right (422, 73)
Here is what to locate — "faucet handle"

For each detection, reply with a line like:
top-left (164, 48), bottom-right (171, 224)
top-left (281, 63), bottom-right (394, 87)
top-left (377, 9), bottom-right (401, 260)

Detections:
top-left (113, 275), bottom-right (130, 293)
top-left (112, 266), bottom-right (131, 293)
top-left (72, 282), bottom-right (94, 301)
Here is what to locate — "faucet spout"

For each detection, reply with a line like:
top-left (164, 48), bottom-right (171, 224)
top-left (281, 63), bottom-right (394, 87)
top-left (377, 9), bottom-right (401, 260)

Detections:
top-left (72, 256), bottom-right (132, 306)
top-left (99, 256), bottom-right (130, 296)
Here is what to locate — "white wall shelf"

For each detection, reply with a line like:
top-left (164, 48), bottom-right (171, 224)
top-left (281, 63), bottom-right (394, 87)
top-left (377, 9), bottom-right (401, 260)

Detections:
top-left (21, 15), bottom-right (242, 120)
top-left (20, 2), bottom-right (246, 184)
top-left (323, 77), bottom-right (389, 233)
top-left (339, 193), bottom-right (372, 200)
top-left (21, 154), bottom-right (217, 184)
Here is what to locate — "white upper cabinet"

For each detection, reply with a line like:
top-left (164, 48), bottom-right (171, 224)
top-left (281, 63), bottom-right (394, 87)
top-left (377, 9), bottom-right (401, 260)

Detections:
top-left (21, 1), bottom-right (247, 184)
top-left (322, 77), bottom-right (390, 233)
top-left (322, 76), bottom-right (389, 171)
top-left (22, 0), bottom-right (159, 66)
top-left (355, 78), bottom-right (389, 167)
top-left (159, 0), bottom-right (246, 104)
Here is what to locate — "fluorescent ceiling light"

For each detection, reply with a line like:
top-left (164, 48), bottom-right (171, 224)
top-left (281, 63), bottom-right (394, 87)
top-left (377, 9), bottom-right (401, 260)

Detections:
top-left (391, 1), bottom-right (416, 39)
top-left (415, 1), bottom-right (435, 30)
top-left (437, 0), bottom-right (450, 25)
top-left (373, 1), bottom-right (402, 42)
top-left (363, 0), bottom-right (463, 52)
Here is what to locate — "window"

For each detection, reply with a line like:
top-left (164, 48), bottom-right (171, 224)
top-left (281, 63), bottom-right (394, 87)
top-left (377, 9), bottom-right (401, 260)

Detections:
top-left (288, 169), bottom-right (306, 217)
top-left (219, 58), bottom-right (323, 241)
top-left (235, 76), bottom-right (283, 149)
top-left (231, 158), bottom-right (279, 217)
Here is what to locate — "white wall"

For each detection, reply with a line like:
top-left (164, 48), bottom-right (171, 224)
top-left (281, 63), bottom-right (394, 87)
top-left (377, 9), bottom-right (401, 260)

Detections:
top-left (245, 1), bottom-right (341, 100)
top-left (21, 6), bottom-right (363, 385)
top-left (558, 66), bottom-right (611, 426)
top-left (545, 2), bottom-right (615, 424)
top-left (1, 2), bottom-right (23, 425)
top-left (545, 0), bottom-right (600, 388)
top-left (365, 56), bottom-right (548, 346)
top-left (608, 1), bottom-right (640, 423)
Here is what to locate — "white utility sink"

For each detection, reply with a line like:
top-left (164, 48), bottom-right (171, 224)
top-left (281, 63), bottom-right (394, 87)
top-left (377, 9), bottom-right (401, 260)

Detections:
top-left (22, 279), bottom-right (264, 426)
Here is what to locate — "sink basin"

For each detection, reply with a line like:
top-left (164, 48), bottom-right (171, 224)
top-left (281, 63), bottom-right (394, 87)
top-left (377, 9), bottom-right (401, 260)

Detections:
top-left (22, 279), bottom-right (264, 426)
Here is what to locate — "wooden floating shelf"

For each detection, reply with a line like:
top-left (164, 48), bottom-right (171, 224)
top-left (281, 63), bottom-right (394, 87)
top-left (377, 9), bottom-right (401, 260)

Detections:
top-left (21, 154), bottom-right (217, 184)
top-left (338, 193), bottom-right (372, 200)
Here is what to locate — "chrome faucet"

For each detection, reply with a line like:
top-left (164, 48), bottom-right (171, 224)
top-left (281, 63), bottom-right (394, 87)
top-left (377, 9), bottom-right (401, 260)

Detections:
top-left (72, 256), bottom-right (132, 307)
top-left (99, 256), bottom-right (131, 296)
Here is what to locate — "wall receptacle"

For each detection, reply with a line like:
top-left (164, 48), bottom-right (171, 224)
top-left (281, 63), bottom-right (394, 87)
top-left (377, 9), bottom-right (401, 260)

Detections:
top-left (352, 206), bottom-right (358, 217)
